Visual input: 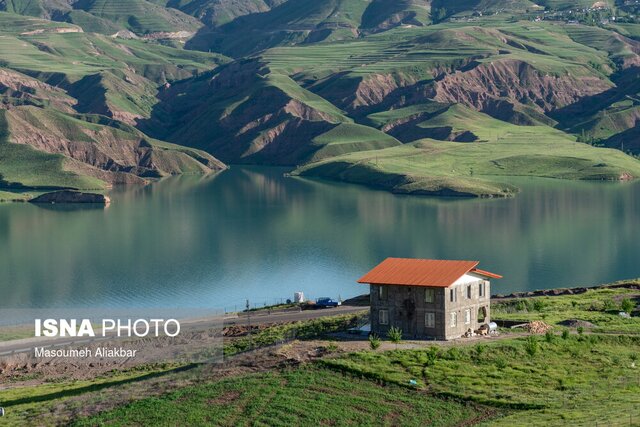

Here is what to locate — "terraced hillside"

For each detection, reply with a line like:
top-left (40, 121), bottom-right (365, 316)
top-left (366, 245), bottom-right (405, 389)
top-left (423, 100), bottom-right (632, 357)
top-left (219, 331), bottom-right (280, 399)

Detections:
top-left (0, 12), bottom-right (228, 191)
top-left (1, 0), bottom-right (640, 197)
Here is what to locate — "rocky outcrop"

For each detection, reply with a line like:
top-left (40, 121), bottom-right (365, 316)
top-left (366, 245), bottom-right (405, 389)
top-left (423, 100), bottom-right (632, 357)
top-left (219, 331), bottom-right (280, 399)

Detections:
top-left (0, 68), bottom-right (76, 113)
top-left (29, 190), bottom-right (111, 204)
top-left (143, 61), bottom-right (354, 165)
top-left (3, 106), bottom-right (226, 187)
top-left (429, 59), bottom-right (612, 114)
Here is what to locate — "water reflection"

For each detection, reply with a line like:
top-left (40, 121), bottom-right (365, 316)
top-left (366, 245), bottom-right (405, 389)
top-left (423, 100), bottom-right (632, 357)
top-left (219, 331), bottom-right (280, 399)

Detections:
top-left (1, 167), bottom-right (639, 309)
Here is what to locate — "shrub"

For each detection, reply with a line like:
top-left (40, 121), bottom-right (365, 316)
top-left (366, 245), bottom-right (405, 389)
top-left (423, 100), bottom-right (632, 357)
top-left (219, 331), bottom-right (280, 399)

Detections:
top-left (621, 298), bottom-right (635, 314)
top-left (562, 329), bottom-right (570, 340)
top-left (577, 326), bottom-right (584, 335)
top-left (424, 346), bottom-right (439, 366)
top-left (588, 301), bottom-right (604, 312)
top-left (475, 344), bottom-right (487, 358)
top-left (525, 336), bottom-right (539, 357)
top-left (603, 298), bottom-right (618, 312)
top-left (571, 300), bottom-right (578, 308)
top-left (545, 330), bottom-right (555, 343)
top-left (494, 356), bottom-right (508, 370)
top-left (369, 334), bottom-right (381, 351)
top-left (387, 327), bottom-right (403, 349)
top-left (516, 300), bottom-right (527, 312)
top-left (445, 347), bottom-right (463, 361)
top-left (533, 299), bottom-right (546, 312)
top-left (630, 353), bottom-right (638, 363)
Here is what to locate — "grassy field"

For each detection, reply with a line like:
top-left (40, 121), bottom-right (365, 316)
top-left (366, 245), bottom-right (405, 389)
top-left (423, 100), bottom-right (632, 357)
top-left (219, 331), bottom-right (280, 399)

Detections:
top-left (0, 190), bottom-right (32, 202)
top-left (493, 283), bottom-right (640, 334)
top-left (224, 312), bottom-right (367, 356)
top-left (293, 131), bottom-right (640, 197)
top-left (322, 334), bottom-right (640, 426)
top-left (0, 364), bottom-right (186, 426)
top-left (73, 366), bottom-right (493, 427)
top-left (2, 284), bottom-right (640, 425)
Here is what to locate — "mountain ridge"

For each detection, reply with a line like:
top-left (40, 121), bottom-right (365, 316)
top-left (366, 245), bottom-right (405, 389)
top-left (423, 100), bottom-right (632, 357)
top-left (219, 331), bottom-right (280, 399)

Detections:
top-left (1, 1), bottom-right (639, 197)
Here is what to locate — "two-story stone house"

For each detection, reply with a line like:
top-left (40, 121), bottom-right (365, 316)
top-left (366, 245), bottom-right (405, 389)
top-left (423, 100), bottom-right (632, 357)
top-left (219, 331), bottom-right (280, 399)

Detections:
top-left (358, 258), bottom-right (502, 340)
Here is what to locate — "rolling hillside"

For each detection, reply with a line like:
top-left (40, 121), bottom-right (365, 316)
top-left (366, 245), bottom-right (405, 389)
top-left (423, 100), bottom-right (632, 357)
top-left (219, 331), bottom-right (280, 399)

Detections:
top-left (0, 0), bottom-right (639, 197)
top-left (0, 12), bottom-right (228, 191)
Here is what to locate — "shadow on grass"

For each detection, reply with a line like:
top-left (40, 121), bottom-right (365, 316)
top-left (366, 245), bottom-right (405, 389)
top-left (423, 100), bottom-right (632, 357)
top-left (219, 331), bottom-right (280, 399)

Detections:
top-left (4, 364), bottom-right (199, 407)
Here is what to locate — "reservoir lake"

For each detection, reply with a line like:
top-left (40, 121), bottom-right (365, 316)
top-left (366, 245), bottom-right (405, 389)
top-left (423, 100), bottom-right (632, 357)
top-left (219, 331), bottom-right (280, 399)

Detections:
top-left (1, 166), bottom-right (639, 310)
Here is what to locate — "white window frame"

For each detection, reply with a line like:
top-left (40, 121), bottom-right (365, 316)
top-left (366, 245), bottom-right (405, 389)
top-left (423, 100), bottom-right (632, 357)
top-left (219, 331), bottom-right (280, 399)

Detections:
top-left (378, 286), bottom-right (388, 300)
top-left (464, 309), bottom-right (471, 325)
top-left (450, 311), bottom-right (457, 328)
top-left (425, 288), bottom-right (435, 303)
top-left (479, 281), bottom-right (485, 298)
top-left (450, 288), bottom-right (457, 303)
top-left (379, 309), bottom-right (389, 325)
top-left (425, 312), bottom-right (435, 328)
top-left (467, 284), bottom-right (472, 299)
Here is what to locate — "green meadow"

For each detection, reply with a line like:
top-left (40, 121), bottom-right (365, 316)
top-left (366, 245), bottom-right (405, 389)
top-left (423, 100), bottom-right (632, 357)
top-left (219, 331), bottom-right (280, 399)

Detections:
top-left (294, 121), bottom-right (640, 197)
top-left (323, 335), bottom-right (640, 426)
top-left (73, 367), bottom-right (490, 427)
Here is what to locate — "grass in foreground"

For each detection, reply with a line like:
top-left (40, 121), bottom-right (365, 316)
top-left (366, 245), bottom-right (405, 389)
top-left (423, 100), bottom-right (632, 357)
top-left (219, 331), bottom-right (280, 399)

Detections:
top-left (322, 334), bottom-right (640, 426)
top-left (224, 312), bottom-right (367, 355)
top-left (73, 366), bottom-right (495, 427)
top-left (0, 364), bottom-right (185, 426)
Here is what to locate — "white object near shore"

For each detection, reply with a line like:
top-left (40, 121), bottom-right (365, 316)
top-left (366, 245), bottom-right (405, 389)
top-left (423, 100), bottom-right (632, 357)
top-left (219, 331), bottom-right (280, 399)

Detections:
top-left (294, 292), bottom-right (304, 303)
top-left (1, 407), bottom-right (5, 416)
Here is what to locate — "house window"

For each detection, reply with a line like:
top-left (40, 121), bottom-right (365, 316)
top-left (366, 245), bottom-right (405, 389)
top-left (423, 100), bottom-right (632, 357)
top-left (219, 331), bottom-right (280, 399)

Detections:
top-left (465, 309), bottom-right (471, 325)
top-left (479, 281), bottom-right (485, 297)
top-left (425, 312), bottom-right (435, 328)
top-left (379, 309), bottom-right (389, 325)
top-left (450, 288), bottom-right (457, 302)
top-left (425, 288), bottom-right (435, 303)
top-left (450, 311), bottom-right (457, 328)
top-left (378, 286), bottom-right (388, 300)
top-left (467, 285), bottom-right (472, 299)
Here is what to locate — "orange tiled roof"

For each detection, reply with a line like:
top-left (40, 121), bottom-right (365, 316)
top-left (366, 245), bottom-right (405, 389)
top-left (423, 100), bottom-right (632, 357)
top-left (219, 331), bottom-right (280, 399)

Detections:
top-left (357, 258), bottom-right (502, 287)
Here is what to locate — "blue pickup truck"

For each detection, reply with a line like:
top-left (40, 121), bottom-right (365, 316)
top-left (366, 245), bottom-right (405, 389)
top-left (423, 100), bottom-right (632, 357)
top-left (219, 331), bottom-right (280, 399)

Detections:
top-left (315, 297), bottom-right (341, 308)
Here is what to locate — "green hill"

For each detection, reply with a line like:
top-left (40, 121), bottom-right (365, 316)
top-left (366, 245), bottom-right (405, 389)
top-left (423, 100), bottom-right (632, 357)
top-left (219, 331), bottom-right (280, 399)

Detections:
top-left (1, 4), bottom-right (640, 198)
top-left (0, 0), bottom-right (204, 34)
top-left (0, 11), bottom-right (229, 192)
top-left (293, 131), bottom-right (640, 197)
top-left (0, 106), bottom-right (226, 191)
top-left (166, 0), bottom-right (289, 27)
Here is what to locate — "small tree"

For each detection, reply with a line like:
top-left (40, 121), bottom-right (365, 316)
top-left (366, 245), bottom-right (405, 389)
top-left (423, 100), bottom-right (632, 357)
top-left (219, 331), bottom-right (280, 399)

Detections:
top-left (562, 329), bottom-right (570, 340)
top-left (533, 299), bottom-right (546, 312)
top-left (424, 346), bottom-right (439, 366)
top-left (545, 330), bottom-right (554, 343)
top-left (525, 336), bottom-right (539, 357)
top-left (621, 298), bottom-right (635, 315)
top-left (387, 326), bottom-right (403, 350)
top-left (369, 333), bottom-right (381, 350)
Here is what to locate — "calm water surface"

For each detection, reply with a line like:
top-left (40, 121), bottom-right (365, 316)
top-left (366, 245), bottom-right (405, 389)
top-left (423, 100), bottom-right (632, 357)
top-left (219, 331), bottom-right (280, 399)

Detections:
top-left (1, 167), bottom-right (639, 310)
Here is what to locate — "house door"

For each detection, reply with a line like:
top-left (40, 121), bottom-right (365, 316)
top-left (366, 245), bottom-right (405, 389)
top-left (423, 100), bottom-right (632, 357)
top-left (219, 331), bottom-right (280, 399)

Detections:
top-left (401, 292), bottom-right (416, 338)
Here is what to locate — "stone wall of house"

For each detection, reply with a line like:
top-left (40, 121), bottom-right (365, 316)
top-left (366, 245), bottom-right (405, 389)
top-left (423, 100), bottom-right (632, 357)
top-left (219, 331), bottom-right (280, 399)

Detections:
top-left (442, 279), bottom-right (491, 340)
top-left (369, 276), bottom-right (492, 341)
